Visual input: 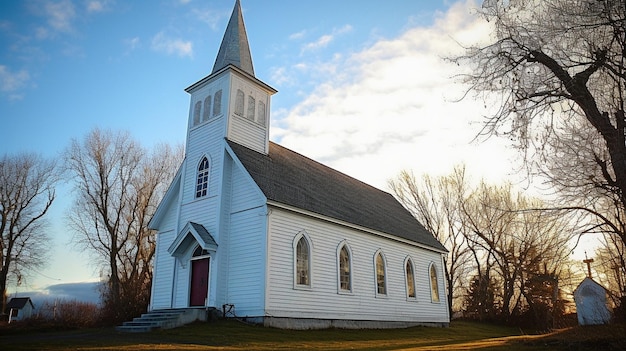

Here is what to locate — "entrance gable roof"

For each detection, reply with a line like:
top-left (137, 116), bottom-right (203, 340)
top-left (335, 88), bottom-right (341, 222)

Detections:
top-left (168, 222), bottom-right (218, 258)
top-left (227, 140), bottom-right (446, 252)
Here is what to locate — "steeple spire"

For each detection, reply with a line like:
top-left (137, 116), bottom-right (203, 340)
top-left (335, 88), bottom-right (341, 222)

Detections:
top-left (212, 0), bottom-right (255, 76)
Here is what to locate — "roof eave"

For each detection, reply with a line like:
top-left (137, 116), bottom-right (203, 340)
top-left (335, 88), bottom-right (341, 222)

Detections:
top-left (185, 64), bottom-right (277, 95)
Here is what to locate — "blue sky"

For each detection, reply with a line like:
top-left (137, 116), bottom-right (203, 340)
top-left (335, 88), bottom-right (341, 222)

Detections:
top-left (0, 0), bottom-right (594, 303)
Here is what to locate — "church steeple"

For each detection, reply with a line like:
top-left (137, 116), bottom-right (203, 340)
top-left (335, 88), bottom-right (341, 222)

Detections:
top-left (185, 0), bottom-right (275, 156)
top-left (212, 0), bottom-right (254, 76)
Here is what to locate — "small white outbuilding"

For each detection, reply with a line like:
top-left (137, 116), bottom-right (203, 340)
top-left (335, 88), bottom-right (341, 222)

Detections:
top-left (573, 277), bottom-right (611, 326)
top-left (6, 297), bottom-right (35, 322)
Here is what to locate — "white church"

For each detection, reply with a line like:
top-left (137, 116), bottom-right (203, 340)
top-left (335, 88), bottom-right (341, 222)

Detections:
top-left (148, 0), bottom-right (450, 329)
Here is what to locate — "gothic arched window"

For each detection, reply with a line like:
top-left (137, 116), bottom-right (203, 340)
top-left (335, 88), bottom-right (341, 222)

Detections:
top-left (338, 244), bottom-right (351, 292)
top-left (235, 89), bottom-right (245, 116)
top-left (195, 157), bottom-right (210, 198)
top-left (375, 251), bottom-right (387, 296)
top-left (193, 101), bottom-right (202, 126)
top-left (294, 233), bottom-right (311, 287)
top-left (247, 95), bottom-right (255, 121)
top-left (430, 263), bottom-right (440, 302)
top-left (203, 96), bottom-right (212, 122)
top-left (405, 258), bottom-right (416, 298)
top-left (257, 101), bottom-right (266, 126)
top-left (213, 90), bottom-right (222, 116)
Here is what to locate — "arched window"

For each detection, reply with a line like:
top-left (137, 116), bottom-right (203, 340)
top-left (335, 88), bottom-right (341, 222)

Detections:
top-left (257, 101), bottom-right (266, 126)
top-left (338, 243), bottom-right (351, 292)
top-left (213, 90), bottom-right (222, 116)
top-left (195, 157), bottom-right (209, 198)
top-left (202, 96), bottom-right (212, 121)
top-left (405, 258), bottom-right (416, 298)
top-left (295, 236), bottom-right (310, 286)
top-left (247, 95), bottom-right (255, 120)
top-left (193, 101), bottom-right (202, 126)
top-left (375, 251), bottom-right (387, 295)
top-left (235, 89), bottom-right (245, 116)
top-left (430, 263), bottom-right (440, 302)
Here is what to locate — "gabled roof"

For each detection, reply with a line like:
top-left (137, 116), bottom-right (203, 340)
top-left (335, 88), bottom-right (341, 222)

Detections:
top-left (227, 140), bottom-right (446, 252)
top-left (212, 0), bottom-right (254, 76)
top-left (168, 222), bottom-right (218, 258)
top-left (6, 297), bottom-right (34, 310)
top-left (574, 277), bottom-right (610, 296)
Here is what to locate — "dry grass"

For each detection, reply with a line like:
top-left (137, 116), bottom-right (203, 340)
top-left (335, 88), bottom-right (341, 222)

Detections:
top-left (1, 319), bottom-right (624, 351)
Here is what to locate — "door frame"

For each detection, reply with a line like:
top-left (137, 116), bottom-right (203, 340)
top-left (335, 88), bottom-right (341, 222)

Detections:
top-left (189, 246), bottom-right (211, 307)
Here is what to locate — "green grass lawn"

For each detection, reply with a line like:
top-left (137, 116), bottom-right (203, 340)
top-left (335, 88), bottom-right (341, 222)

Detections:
top-left (1, 319), bottom-right (624, 351)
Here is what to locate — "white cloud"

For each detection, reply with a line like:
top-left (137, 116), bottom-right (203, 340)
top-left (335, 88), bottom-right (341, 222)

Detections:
top-left (0, 65), bottom-right (30, 99)
top-left (44, 0), bottom-right (76, 33)
top-left (289, 30), bottom-right (306, 40)
top-left (192, 8), bottom-right (224, 31)
top-left (272, 1), bottom-right (517, 190)
top-left (28, 0), bottom-right (76, 39)
top-left (124, 37), bottom-right (140, 51)
top-left (151, 31), bottom-right (193, 58)
top-left (86, 0), bottom-right (111, 13)
top-left (301, 24), bottom-right (353, 53)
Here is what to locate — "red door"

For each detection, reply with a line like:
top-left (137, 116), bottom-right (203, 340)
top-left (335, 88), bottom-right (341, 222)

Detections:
top-left (190, 258), bottom-right (209, 306)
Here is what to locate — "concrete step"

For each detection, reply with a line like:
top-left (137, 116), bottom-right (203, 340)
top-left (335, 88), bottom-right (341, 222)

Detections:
top-left (115, 325), bottom-right (156, 333)
top-left (116, 308), bottom-right (213, 333)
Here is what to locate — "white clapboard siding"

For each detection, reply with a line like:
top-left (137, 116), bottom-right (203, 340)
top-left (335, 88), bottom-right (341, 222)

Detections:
top-left (172, 251), bottom-right (191, 308)
top-left (151, 230), bottom-right (175, 309)
top-left (182, 118), bottom-right (227, 204)
top-left (218, 155), bottom-right (267, 316)
top-left (265, 207), bottom-right (448, 323)
top-left (225, 207), bottom-right (267, 316)
top-left (229, 159), bottom-right (265, 212)
top-left (226, 76), bottom-right (269, 155)
top-left (228, 116), bottom-right (266, 154)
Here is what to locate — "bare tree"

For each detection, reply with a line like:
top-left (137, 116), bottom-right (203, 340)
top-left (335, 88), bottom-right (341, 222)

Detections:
top-left (389, 165), bottom-right (472, 316)
top-left (0, 153), bottom-right (58, 312)
top-left (595, 233), bottom-right (626, 307)
top-left (461, 181), bottom-right (574, 325)
top-left (455, 0), bottom-right (626, 247)
top-left (64, 128), bottom-right (182, 323)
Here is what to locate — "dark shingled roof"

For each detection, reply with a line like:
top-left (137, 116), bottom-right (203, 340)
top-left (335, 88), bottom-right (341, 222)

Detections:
top-left (228, 140), bottom-right (446, 252)
top-left (6, 297), bottom-right (33, 309)
top-left (212, 0), bottom-right (254, 76)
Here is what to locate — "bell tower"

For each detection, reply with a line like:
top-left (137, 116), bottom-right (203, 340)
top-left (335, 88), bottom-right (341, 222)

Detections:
top-left (184, 0), bottom-right (276, 155)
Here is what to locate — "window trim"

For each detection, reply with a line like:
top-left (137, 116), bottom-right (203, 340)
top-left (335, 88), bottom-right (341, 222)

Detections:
top-left (195, 156), bottom-right (210, 198)
top-left (374, 250), bottom-right (387, 297)
top-left (293, 231), bottom-right (312, 289)
top-left (336, 241), bottom-right (353, 294)
top-left (404, 256), bottom-right (417, 300)
top-left (429, 262), bottom-right (441, 303)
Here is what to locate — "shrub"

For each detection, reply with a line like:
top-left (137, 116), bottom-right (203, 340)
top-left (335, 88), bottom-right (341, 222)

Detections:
top-left (38, 299), bottom-right (102, 328)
